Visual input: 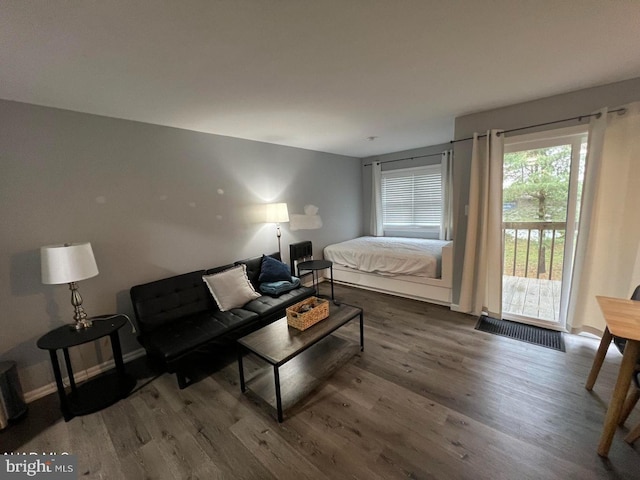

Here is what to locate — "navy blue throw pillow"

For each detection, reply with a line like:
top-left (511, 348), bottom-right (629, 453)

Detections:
top-left (259, 255), bottom-right (292, 283)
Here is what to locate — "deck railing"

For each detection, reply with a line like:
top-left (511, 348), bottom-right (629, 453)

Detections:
top-left (502, 221), bottom-right (567, 280)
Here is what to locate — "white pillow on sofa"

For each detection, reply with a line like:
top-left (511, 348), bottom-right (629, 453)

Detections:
top-left (203, 264), bottom-right (261, 311)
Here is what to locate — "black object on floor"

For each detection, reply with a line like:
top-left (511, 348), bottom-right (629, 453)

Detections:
top-left (475, 315), bottom-right (565, 352)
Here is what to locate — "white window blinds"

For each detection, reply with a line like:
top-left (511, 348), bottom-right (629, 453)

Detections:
top-left (381, 165), bottom-right (442, 229)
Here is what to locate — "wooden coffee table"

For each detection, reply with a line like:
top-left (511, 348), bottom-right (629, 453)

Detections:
top-left (237, 302), bottom-right (363, 422)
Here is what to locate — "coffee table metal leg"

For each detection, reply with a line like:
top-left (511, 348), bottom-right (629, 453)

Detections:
top-left (274, 365), bottom-right (283, 422)
top-left (238, 347), bottom-right (246, 393)
top-left (359, 311), bottom-right (364, 351)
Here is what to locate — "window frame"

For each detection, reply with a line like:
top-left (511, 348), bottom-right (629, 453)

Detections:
top-left (380, 163), bottom-right (443, 237)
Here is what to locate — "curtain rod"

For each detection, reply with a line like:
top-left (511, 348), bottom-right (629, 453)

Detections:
top-left (363, 151), bottom-right (444, 167)
top-left (450, 108), bottom-right (627, 144)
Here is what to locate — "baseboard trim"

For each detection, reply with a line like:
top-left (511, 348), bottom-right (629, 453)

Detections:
top-left (24, 348), bottom-right (146, 403)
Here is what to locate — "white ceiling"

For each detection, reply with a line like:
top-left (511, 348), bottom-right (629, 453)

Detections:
top-left (2, 1), bottom-right (640, 158)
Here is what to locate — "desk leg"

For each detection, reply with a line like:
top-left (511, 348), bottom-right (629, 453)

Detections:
top-left (586, 327), bottom-right (613, 391)
top-left (597, 339), bottom-right (640, 457)
top-left (49, 350), bottom-right (71, 421)
top-left (274, 365), bottom-right (283, 423)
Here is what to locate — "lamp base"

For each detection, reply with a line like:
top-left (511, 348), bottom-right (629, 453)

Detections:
top-left (68, 281), bottom-right (93, 330)
top-left (276, 225), bottom-right (282, 258)
top-left (72, 318), bottom-right (93, 331)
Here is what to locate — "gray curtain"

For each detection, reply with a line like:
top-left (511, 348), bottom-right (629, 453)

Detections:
top-left (370, 161), bottom-right (384, 236)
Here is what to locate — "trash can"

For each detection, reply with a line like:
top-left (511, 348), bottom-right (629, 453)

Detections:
top-left (0, 361), bottom-right (27, 430)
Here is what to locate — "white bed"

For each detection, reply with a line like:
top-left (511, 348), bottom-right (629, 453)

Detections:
top-left (323, 236), bottom-right (453, 305)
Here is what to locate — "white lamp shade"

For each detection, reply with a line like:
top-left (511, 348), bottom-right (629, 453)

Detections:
top-left (264, 203), bottom-right (289, 224)
top-left (41, 242), bottom-right (99, 285)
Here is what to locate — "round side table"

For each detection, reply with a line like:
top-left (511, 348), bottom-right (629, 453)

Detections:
top-left (297, 259), bottom-right (335, 302)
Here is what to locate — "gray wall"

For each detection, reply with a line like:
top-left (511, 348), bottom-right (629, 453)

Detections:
top-left (451, 77), bottom-right (640, 306)
top-left (361, 143), bottom-right (451, 236)
top-left (0, 100), bottom-right (362, 394)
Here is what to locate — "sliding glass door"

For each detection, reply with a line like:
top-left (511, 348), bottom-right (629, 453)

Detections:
top-left (501, 126), bottom-right (587, 330)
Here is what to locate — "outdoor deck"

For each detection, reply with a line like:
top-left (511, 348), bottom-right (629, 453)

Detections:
top-left (502, 275), bottom-right (562, 322)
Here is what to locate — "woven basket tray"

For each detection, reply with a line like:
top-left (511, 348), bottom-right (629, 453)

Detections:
top-left (286, 297), bottom-right (329, 331)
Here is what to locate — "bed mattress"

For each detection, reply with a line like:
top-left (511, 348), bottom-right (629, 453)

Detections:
top-left (323, 236), bottom-right (450, 278)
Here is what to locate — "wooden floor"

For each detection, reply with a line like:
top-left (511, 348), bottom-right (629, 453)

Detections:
top-left (502, 275), bottom-right (562, 322)
top-left (4, 284), bottom-right (640, 479)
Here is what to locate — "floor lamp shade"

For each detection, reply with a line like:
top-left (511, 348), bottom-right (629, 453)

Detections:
top-left (41, 242), bottom-right (99, 284)
top-left (264, 203), bottom-right (289, 258)
top-left (264, 203), bottom-right (289, 224)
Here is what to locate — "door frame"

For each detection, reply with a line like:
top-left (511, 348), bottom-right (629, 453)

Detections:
top-left (501, 125), bottom-right (589, 331)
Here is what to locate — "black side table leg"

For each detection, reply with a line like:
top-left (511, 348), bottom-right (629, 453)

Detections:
top-left (110, 332), bottom-right (126, 376)
top-left (62, 348), bottom-right (76, 392)
top-left (109, 330), bottom-right (135, 400)
top-left (49, 350), bottom-right (71, 421)
top-left (330, 265), bottom-right (335, 303)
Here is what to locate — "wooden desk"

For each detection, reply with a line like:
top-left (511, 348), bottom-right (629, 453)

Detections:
top-left (585, 296), bottom-right (640, 457)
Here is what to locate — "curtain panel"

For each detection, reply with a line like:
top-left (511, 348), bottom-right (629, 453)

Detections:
top-left (370, 161), bottom-right (384, 236)
top-left (457, 131), bottom-right (504, 317)
top-left (440, 150), bottom-right (454, 241)
top-left (567, 102), bottom-right (640, 335)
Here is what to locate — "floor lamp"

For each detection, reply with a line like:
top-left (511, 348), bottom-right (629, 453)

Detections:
top-left (265, 203), bottom-right (289, 258)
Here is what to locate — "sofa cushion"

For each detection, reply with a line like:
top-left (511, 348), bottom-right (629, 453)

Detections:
top-left (203, 264), bottom-right (260, 311)
top-left (143, 309), bottom-right (259, 362)
top-left (210, 308), bottom-right (260, 329)
top-left (204, 263), bottom-right (235, 276)
top-left (142, 312), bottom-right (227, 361)
top-left (130, 270), bottom-right (213, 334)
top-left (243, 286), bottom-right (315, 317)
top-left (259, 255), bottom-right (292, 283)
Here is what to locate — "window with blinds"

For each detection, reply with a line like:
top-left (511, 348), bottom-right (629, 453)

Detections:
top-left (381, 164), bottom-right (442, 233)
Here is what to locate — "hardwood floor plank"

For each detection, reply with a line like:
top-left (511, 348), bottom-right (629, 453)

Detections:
top-left (5, 284), bottom-right (640, 479)
top-left (129, 388), bottom-right (225, 479)
top-left (229, 415), bottom-right (329, 480)
top-left (101, 399), bottom-right (152, 457)
top-left (66, 413), bottom-right (122, 478)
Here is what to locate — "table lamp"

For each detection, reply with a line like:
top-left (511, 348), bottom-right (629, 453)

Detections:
top-left (265, 203), bottom-right (289, 257)
top-left (41, 242), bottom-right (99, 330)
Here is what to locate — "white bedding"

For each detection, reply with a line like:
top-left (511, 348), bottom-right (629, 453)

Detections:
top-left (323, 236), bottom-right (450, 278)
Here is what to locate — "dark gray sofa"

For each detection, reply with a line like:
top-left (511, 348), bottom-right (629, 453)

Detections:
top-left (130, 253), bottom-right (314, 388)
